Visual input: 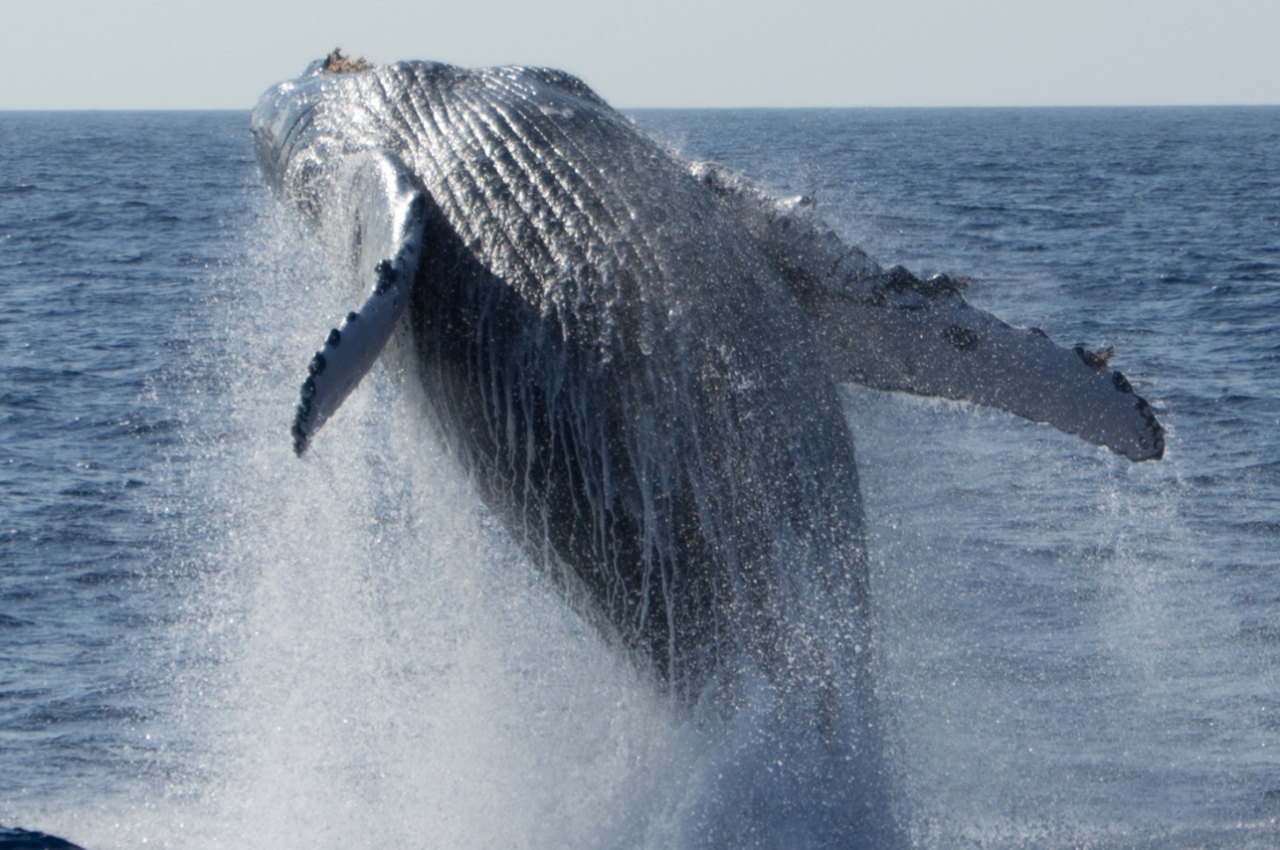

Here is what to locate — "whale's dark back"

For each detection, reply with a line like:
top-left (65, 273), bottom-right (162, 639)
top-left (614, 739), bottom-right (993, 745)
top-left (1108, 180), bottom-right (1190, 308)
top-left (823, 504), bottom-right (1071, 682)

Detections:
top-left (267, 62), bottom-right (872, 703)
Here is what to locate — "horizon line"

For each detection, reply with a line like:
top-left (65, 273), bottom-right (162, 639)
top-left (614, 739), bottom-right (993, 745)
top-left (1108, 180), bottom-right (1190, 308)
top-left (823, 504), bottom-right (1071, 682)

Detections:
top-left (3, 102), bottom-right (1279, 114)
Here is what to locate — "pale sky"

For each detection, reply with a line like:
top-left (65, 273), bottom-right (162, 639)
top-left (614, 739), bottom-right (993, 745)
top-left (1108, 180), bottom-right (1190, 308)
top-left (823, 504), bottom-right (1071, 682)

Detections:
top-left (3, 0), bottom-right (1278, 109)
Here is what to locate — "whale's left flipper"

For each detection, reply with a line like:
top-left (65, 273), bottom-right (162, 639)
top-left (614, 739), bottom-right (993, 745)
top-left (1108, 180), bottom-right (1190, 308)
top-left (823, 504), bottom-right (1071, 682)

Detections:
top-left (695, 162), bottom-right (1164, 462)
top-left (289, 155), bottom-right (426, 455)
top-left (803, 271), bottom-right (1165, 461)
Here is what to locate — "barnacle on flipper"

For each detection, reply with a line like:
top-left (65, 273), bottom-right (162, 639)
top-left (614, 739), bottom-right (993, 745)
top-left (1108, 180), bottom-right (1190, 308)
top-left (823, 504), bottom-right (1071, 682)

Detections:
top-left (1075, 345), bottom-right (1115, 371)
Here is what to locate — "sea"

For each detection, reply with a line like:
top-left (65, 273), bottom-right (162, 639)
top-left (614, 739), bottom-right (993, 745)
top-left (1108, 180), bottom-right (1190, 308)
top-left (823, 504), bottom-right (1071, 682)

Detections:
top-left (1, 105), bottom-right (1278, 849)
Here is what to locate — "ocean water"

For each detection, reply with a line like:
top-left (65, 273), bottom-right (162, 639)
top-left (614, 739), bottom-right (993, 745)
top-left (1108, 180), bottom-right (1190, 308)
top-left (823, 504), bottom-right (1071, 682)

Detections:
top-left (1, 105), bottom-right (1278, 849)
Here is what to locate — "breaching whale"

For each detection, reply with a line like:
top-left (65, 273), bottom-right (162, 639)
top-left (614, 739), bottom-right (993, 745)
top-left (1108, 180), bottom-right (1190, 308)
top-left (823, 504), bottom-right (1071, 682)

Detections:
top-left (251, 53), bottom-right (1163, 845)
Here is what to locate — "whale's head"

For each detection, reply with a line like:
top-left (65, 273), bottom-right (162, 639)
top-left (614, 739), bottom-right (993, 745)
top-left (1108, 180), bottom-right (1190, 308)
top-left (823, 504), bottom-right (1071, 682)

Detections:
top-left (254, 57), bottom-right (437, 219)
top-left (250, 56), bottom-right (429, 225)
top-left (251, 57), bottom-right (613, 255)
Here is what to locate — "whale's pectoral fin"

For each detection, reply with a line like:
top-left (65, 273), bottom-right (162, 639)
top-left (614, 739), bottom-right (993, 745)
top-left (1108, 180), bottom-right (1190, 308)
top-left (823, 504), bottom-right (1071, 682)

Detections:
top-left (693, 161), bottom-right (1164, 462)
top-left (804, 270), bottom-right (1165, 461)
top-left (292, 156), bottom-right (426, 455)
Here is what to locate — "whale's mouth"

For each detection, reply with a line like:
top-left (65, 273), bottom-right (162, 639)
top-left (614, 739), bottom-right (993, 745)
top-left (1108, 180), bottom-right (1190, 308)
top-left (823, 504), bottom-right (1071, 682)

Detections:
top-left (321, 48), bottom-right (373, 74)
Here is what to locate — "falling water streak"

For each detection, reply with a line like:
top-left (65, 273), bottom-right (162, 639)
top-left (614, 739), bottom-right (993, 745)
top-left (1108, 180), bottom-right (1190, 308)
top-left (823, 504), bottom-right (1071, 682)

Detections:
top-left (153, 204), bottom-right (729, 850)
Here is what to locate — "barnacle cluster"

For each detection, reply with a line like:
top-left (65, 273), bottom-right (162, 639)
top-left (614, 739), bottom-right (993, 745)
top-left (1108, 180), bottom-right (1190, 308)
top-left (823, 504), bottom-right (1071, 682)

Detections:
top-left (322, 48), bottom-right (373, 74)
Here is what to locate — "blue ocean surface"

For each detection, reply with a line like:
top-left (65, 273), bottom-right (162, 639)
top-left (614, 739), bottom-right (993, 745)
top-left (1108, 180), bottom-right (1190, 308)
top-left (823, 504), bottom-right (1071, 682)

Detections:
top-left (1, 105), bottom-right (1278, 849)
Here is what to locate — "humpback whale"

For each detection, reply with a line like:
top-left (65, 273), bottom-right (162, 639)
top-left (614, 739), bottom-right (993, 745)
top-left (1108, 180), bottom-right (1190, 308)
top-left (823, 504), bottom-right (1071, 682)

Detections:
top-left (251, 55), bottom-right (1163, 845)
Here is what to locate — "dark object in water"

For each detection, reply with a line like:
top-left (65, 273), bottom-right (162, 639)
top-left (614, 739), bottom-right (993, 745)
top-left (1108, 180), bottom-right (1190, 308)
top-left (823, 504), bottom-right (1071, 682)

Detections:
top-left (0, 826), bottom-right (87, 850)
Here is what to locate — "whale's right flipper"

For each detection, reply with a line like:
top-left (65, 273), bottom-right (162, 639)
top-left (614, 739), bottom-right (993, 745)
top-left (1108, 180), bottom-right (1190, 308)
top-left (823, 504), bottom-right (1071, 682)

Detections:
top-left (694, 161), bottom-right (1164, 462)
top-left (291, 155), bottom-right (426, 455)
